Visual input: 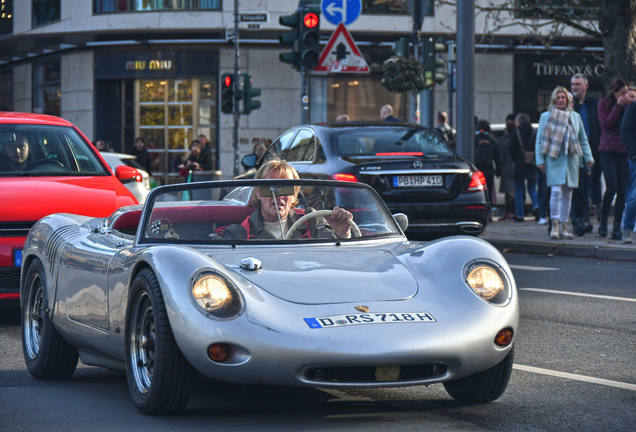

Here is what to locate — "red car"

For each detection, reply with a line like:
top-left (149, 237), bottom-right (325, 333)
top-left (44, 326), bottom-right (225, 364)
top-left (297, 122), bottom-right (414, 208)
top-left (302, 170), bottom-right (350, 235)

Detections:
top-left (0, 112), bottom-right (139, 301)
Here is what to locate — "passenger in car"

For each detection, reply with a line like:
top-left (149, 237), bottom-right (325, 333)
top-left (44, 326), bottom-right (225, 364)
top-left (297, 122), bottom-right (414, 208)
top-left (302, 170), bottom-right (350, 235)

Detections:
top-left (222, 159), bottom-right (353, 240)
top-left (0, 134), bottom-right (31, 172)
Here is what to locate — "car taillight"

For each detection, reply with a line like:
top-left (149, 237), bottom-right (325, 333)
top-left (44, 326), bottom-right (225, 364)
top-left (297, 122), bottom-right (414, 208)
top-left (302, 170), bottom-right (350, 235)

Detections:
top-left (468, 171), bottom-right (486, 192)
top-left (330, 173), bottom-right (359, 182)
top-left (135, 174), bottom-right (143, 183)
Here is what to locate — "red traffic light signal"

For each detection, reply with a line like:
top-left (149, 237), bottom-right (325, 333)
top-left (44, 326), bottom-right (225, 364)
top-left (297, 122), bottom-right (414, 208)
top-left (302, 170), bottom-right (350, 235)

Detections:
top-left (303, 13), bottom-right (319, 29)
top-left (223, 75), bottom-right (233, 88)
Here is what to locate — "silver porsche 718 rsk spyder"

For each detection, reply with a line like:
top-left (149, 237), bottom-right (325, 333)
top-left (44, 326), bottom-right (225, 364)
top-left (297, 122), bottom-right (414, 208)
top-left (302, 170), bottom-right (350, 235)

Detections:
top-left (20, 179), bottom-right (518, 415)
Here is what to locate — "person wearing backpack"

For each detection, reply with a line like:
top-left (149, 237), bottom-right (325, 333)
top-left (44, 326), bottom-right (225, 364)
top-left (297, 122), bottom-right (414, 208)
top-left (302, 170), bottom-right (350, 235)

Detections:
top-left (435, 111), bottom-right (456, 150)
top-left (509, 113), bottom-right (539, 222)
top-left (474, 119), bottom-right (501, 205)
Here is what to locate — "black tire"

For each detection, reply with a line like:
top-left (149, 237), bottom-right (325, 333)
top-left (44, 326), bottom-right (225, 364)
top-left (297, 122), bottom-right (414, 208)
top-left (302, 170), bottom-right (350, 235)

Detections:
top-left (443, 346), bottom-right (514, 403)
top-left (22, 259), bottom-right (79, 380)
top-left (125, 268), bottom-right (194, 415)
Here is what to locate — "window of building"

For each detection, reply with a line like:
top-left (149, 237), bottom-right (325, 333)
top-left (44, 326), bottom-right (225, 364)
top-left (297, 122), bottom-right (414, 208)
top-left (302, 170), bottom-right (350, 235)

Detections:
top-left (33, 0), bottom-right (60, 27)
top-left (135, 78), bottom-right (217, 184)
top-left (94, 0), bottom-right (221, 13)
top-left (0, 69), bottom-right (13, 111)
top-left (362, 0), bottom-right (433, 16)
top-left (33, 59), bottom-right (61, 116)
top-left (1, 0), bottom-right (13, 35)
top-left (516, 0), bottom-right (599, 19)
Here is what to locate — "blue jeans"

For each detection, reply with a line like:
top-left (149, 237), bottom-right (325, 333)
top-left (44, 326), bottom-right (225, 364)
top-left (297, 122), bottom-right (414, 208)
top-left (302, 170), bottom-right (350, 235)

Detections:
top-left (622, 158), bottom-right (636, 231)
top-left (514, 179), bottom-right (538, 219)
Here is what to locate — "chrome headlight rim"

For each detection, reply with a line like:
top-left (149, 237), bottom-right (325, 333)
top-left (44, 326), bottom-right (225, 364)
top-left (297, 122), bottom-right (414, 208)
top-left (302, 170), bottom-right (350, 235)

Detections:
top-left (188, 269), bottom-right (245, 321)
top-left (462, 259), bottom-right (512, 306)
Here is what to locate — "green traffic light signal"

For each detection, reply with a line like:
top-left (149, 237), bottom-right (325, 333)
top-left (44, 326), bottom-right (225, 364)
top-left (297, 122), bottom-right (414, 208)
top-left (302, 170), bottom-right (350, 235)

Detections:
top-left (242, 73), bottom-right (261, 115)
top-left (423, 37), bottom-right (446, 87)
top-left (279, 11), bottom-right (301, 69)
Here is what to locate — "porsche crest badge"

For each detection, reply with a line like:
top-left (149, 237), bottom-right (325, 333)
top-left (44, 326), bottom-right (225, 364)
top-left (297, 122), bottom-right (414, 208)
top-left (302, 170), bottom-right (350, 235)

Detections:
top-left (355, 305), bottom-right (370, 312)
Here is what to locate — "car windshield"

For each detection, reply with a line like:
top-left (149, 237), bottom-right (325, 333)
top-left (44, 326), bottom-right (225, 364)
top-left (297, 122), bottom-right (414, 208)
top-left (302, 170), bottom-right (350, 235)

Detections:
top-left (332, 128), bottom-right (453, 158)
top-left (0, 124), bottom-right (108, 176)
top-left (135, 180), bottom-right (402, 244)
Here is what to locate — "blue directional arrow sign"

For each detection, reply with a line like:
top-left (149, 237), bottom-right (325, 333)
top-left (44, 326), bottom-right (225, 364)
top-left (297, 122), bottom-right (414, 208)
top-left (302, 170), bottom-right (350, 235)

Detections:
top-left (321, 0), bottom-right (362, 26)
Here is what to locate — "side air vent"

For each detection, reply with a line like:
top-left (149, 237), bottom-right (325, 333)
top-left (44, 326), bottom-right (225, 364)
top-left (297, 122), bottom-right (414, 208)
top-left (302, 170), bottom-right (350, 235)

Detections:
top-left (44, 226), bottom-right (81, 276)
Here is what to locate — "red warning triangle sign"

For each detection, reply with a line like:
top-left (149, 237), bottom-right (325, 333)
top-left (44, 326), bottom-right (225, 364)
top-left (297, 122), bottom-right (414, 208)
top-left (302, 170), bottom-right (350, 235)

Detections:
top-left (314, 23), bottom-right (369, 73)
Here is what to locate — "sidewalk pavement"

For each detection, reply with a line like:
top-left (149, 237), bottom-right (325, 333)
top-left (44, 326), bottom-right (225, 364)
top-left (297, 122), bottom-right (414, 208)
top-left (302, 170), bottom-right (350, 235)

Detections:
top-left (479, 215), bottom-right (636, 262)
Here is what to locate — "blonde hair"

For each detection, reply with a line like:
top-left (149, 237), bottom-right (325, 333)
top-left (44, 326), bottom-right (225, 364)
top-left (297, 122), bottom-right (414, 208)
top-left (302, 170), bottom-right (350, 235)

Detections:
top-left (548, 86), bottom-right (574, 112)
top-left (249, 158), bottom-right (301, 207)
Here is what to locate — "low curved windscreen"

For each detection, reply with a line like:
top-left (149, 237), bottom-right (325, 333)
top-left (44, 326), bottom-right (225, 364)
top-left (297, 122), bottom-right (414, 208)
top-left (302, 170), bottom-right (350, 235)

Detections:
top-left (135, 180), bottom-right (402, 244)
top-left (332, 128), bottom-right (453, 157)
top-left (0, 124), bottom-right (108, 176)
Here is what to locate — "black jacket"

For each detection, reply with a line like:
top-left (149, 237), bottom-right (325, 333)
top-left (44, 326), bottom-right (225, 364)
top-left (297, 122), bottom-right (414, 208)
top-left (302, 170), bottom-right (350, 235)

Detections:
top-left (508, 121), bottom-right (536, 182)
top-left (130, 147), bottom-right (153, 173)
top-left (474, 132), bottom-right (500, 177)
top-left (620, 102), bottom-right (636, 159)
top-left (574, 94), bottom-right (601, 153)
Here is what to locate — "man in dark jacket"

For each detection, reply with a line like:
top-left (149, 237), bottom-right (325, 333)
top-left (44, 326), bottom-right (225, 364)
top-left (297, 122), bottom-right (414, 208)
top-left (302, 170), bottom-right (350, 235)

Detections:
top-left (571, 74), bottom-right (601, 233)
top-left (474, 119), bottom-right (500, 205)
top-left (619, 101), bottom-right (636, 243)
top-left (508, 113), bottom-right (539, 222)
top-left (130, 137), bottom-right (153, 174)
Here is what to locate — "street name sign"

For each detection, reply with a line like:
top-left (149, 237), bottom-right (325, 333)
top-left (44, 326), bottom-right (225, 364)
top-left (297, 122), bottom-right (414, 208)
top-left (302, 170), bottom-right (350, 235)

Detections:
top-left (240, 12), bottom-right (269, 23)
top-left (314, 22), bottom-right (369, 73)
top-left (321, 0), bottom-right (362, 26)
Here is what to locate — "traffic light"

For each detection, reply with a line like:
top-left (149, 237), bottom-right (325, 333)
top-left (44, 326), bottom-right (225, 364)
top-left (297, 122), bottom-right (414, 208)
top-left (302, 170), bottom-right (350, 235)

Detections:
top-left (392, 37), bottom-right (409, 58)
top-left (423, 37), bottom-right (446, 88)
top-left (221, 74), bottom-right (234, 114)
top-left (279, 11), bottom-right (301, 69)
top-left (242, 73), bottom-right (261, 115)
top-left (300, 9), bottom-right (321, 69)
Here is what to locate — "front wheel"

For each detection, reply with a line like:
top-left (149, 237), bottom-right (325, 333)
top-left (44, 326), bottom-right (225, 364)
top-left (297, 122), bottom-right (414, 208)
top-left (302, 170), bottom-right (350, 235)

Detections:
top-left (443, 347), bottom-right (514, 403)
top-left (22, 259), bottom-right (78, 380)
top-left (125, 268), bottom-right (194, 415)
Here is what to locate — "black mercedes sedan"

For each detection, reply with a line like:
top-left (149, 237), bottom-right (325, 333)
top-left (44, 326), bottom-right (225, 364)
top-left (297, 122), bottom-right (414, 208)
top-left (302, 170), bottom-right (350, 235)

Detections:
top-left (239, 122), bottom-right (491, 236)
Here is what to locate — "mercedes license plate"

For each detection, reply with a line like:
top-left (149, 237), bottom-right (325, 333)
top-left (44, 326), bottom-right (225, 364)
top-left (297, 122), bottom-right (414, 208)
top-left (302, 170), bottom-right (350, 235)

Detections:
top-left (304, 312), bottom-right (436, 329)
top-left (394, 175), bottom-right (443, 187)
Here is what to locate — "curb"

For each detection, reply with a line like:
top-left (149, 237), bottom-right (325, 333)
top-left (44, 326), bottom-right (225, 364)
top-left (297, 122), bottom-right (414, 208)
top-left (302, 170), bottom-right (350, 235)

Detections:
top-left (485, 239), bottom-right (636, 262)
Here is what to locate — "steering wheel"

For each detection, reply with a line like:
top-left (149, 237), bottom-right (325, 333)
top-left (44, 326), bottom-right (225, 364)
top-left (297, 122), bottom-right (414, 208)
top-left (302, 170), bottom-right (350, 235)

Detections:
top-left (22, 159), bottom-right (65, 172)
top-left (285, 209), bottom-right (361, 240)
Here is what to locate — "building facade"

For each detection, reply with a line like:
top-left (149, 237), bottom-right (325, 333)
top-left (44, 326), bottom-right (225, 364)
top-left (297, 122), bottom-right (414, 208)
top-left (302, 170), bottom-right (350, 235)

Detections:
top-left (0, 0), bottom-right (602, 182)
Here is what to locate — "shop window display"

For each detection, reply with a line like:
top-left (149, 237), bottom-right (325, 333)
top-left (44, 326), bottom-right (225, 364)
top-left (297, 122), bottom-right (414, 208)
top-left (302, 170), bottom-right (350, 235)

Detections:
top-left (94, 0), bottom-right (221, 13)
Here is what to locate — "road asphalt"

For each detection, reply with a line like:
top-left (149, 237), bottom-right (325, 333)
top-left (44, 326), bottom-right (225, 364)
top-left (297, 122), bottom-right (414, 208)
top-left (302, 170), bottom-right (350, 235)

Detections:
top-left (480, 213), bottom-right (636, 262)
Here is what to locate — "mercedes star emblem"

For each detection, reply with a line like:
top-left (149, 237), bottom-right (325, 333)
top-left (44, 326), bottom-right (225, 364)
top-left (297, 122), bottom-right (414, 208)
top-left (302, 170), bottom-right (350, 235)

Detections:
top-left (413, 161), bottom-right (423, 169)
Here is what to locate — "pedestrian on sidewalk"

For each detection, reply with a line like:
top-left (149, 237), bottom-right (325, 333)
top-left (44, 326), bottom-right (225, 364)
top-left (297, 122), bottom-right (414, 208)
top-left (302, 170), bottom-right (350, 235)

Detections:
top-left (474, 119), bottom-right (501, 206)
top-left (509, 113), bottom-right (539, 222)
top-left (536, 87), bottom-right (594, 240)
top-left (596, 79), bottom-right (630, 240)
top-left (498, 113), bottom-right (517, 220)
top-left (619, 89), bottom-right (636, 243)
top-left (572, 73), bottom-right (603, 220)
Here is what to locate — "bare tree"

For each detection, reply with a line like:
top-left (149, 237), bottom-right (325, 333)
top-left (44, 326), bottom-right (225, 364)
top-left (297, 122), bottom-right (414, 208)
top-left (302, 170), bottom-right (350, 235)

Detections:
top-left (436, 1), bottom-right (636, 87)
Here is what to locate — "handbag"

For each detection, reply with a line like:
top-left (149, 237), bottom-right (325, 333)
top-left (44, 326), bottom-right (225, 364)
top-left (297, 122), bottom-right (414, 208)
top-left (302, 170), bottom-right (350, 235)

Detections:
top-left (516, 128), bottom-right (535, 166)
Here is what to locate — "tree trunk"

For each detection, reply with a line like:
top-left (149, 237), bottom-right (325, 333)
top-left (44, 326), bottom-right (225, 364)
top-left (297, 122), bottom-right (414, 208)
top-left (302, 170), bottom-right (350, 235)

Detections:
top-left (600, 1), bottom-right (636, 90)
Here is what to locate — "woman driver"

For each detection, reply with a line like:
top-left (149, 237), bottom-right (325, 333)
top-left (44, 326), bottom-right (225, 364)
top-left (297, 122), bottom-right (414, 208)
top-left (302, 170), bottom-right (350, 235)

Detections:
top-left (222, 159), bottom-right (353, 240)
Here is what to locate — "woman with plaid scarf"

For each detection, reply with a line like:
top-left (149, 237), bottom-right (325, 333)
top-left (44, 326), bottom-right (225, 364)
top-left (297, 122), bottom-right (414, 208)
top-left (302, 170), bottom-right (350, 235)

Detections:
top-left (536, 86), bottom-right (595, 239)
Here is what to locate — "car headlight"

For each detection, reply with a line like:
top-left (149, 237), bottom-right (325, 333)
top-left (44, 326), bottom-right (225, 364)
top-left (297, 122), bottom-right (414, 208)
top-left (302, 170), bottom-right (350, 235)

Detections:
top-left (190, 271), bottom-right (243, 319)
top-left (464, 261), bottom-right (511, 305)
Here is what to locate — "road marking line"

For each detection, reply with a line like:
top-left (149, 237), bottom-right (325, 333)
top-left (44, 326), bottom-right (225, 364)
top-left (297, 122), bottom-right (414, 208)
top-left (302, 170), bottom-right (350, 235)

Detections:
top-left (510, 265), bottom-right (559, 271)
top-left (514, 364), bottom-right (636, 391)
top-left (519, 288), bottom-right (636, 302)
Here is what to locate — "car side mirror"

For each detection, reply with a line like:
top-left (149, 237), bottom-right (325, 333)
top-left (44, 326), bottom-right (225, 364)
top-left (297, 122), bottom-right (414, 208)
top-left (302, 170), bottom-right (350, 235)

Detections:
top-left (241, 153), bottom-right (258, 169)
top-left (115, 165), bottom-right (140, 184)
top-left (393, 213), bottom-right (408, 232)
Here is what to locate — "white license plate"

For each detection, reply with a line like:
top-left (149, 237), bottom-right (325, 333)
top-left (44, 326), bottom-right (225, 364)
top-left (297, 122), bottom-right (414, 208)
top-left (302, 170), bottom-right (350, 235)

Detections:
top-left (304, 312), bottom-right (436, 329)
top-left (394, 175), bottom-right (443, 187)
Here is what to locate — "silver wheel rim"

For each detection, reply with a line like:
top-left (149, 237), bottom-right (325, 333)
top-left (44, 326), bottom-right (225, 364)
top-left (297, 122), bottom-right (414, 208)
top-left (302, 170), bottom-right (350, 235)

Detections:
top-left (130, 291), bottom-right (155, 394)
top-left (24, 273), bottom-right (44, 360)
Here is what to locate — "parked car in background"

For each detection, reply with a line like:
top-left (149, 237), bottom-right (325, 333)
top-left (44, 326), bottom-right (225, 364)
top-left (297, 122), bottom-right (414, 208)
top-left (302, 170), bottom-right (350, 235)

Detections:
top-left (0, 112), bottom-right (138, 302)
top-left (239, 122), bottom-right (491, 236)
top-left (21, 179), bottom-right (517, 415)
top-left (100, 152), bottom-right (152, 203)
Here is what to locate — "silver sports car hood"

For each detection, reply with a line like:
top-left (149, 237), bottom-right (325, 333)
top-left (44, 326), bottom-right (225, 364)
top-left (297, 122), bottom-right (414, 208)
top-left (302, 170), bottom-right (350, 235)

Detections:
top-left (212, 249), bottom-right (418, 304)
